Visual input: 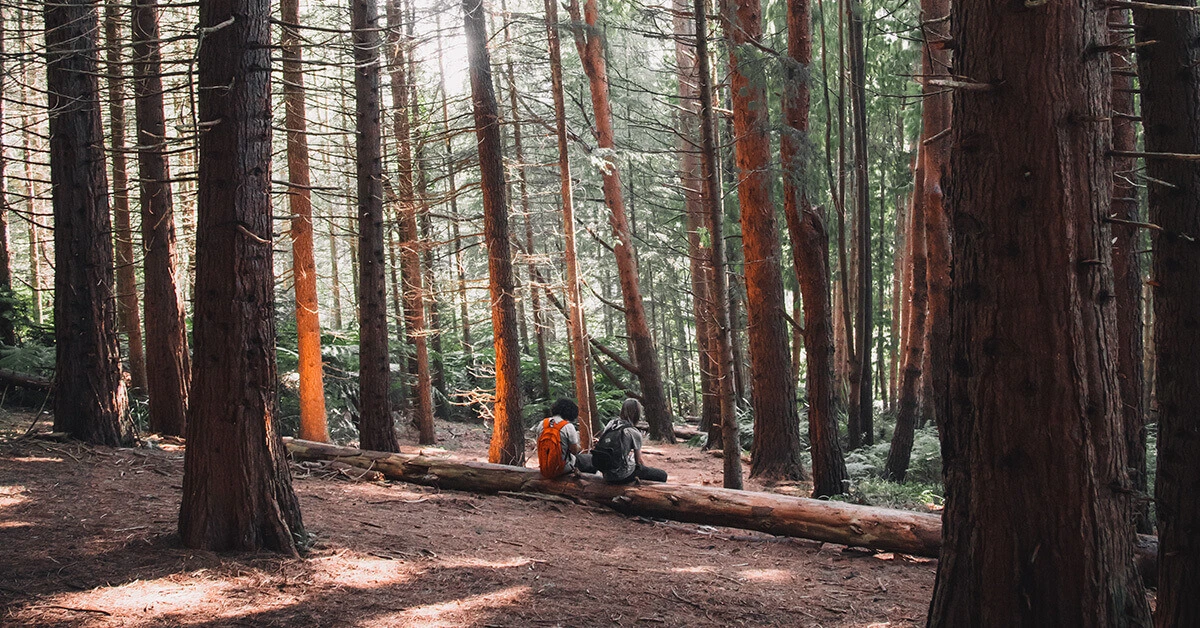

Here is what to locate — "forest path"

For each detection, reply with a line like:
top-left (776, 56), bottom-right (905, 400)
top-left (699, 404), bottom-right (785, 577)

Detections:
top-left (0, 411), bottom-right (934, 627)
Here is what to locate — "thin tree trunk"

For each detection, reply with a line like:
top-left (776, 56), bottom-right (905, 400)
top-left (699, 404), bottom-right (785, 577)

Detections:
top-left (330, 222), bottom-right (343, 330)
top-left (567, 0), bottom-right (675, 442)
top-left (782, 0), bottom-right (848, 496)
top-left (1134, 1), bottom-right (1200, 622)
top-left (179, 0), bottom-right (304, 555)
top-left (723, 0), bottom-right (804, 481)
top-left (847, 0), bottom-right (872, 447)
top-left (103, 2), bottom-right (148, 396)
top-left (46, 0), bottom-right (133, 446)
top-left (926, 0), bottom-right (1151, 619)
top-left (544, 0), bottom-right (594, 439)
top-left (280, 0), bottom-right (328, 442)
top-left (354, 0), bottom-right (398, 453)
top-left (463, 0), bottom-right (525, 465)
top-left (0, 17), bottom-right (10, 348)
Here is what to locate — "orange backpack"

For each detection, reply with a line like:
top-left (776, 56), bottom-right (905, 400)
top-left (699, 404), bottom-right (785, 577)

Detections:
top-left (537, 418), bottom-right (570, 478)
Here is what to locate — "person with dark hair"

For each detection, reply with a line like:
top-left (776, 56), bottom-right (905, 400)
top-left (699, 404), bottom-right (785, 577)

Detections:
top-left (536, 398), bottom-right (594, 477)
top-left (589, 398), bottom-right (668, 483)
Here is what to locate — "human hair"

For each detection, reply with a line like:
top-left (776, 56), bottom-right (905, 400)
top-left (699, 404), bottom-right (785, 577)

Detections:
top-left (619, 398), bottom-right (642, 426)
top-left (549, 398), bottom-right (579, 423)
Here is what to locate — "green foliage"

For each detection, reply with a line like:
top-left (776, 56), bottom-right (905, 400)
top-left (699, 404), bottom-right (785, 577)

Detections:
top-left (0, 342), bottom-right (54, 376)
top-left (834, 476), bottom-right (944, 512)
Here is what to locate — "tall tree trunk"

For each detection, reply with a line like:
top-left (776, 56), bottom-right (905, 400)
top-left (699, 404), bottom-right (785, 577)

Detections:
top-left (723, 0), bottom-right (804, 481)
top-left (463, 0), bottom-right (525, 465)
top-left (567, 0), bottom-right (675, 442)
top-left (330, 222), bottom-right (343, 330)
top-left (354, 0), bottom-right (399, 453)
top-left (782, 0), bottom-right (848, 497)
top-left (133, 0), bottom-right (191, 437)
top-left (926, 0), bottom-right (1151, 619)
top-left (386, 0), bottom-right (434, 445)
top-left (179, 0), bottom-right (304, 555)
top-left (279, 0), bottom-right (328, 442)
top-left (103, 2), bottom-right (148, 396)
top-left (544, 0), bottom-right (595, 439)
top-left (0, 17), bottom-right (10, 348)
top-left (46, 0), bottom-right (133, 446)
top-left (1134, 2), bottom-right (1200, 623)
top-left (846, 0), bottom-right (872, 447)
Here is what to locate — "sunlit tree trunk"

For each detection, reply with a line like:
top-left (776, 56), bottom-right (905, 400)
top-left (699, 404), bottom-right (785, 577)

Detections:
top-left (567, 0), bottom-right (675, 442)
top-left (179, 0), bottom-right (304, 554)
top-left (103, 2), bottom-right (148, 395)
top-left (1134, 1), bottom-right (1200, 622)
top-left (927, 0), bottom-right (1151, 619)
top-left (464, 0), bottom-right (524, 464)
top-left (782, 0), bottom-right (847, 496)
top-left (354, 0), bottom-right (398, 453)
top-left (884, 169), bottom-right (926, 482)
top-left (280, 0), bottom-right (329, 442)
top-left (46, 0), bottom-right (133, 446)
top-left (723, 0), bottom-right (804, 480)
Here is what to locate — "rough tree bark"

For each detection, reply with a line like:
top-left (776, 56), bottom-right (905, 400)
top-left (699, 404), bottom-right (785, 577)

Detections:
top-left (567, 0), bottom-right (675, 442)
top-left (45, 0), bottom-right (133, 446)
top-left (782, 0), bottom-right (848, 497)
top-left (354, 0), bottom-right (399, 453)
top-left (846, 0), bottom-right (873, 447)
top-left (103, 2), bottom-right (148, 396)
top-left (927, 0), bottom-right (1152, 620)
top-left (280, 0), bottom-right (328, 442)
top-left (1133, 1), bottom-right (1200, 623)
top-left (179, 0), bottom-right (305, 555)
top-left (0, 17), bottom-right (10, 348)
top-left (463, 0), bottom-right (525, 465)
top-left (723, 0), bottom-right (804, 481)
top-left (133, 0), bottom-right (191, 437)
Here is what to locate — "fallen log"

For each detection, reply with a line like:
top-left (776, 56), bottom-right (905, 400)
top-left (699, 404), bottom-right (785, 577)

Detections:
top-left (283, 438), bottom-right (1158, 584)
top-left (0, 368), bottom-right (52, 391)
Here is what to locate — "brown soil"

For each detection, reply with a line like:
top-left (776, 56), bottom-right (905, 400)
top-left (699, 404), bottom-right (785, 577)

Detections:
top-left (0, 409), bottom-right (935, 627)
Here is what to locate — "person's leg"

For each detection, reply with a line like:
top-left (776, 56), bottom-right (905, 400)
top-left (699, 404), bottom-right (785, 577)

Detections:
top-left (575, 453), bottom-right (597, 473)
top-left (635, 465), bottom-right (667, 482)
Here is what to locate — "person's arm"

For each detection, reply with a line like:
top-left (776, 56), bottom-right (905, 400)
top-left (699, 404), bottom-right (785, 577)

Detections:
top-left (630, 427), bottom-right (645, 467)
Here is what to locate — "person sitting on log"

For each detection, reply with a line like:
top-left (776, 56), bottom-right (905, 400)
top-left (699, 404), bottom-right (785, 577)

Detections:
top-left (587, 398), bottom-right (668, 484)
top-left (536, 398), bottom-right (596, 478)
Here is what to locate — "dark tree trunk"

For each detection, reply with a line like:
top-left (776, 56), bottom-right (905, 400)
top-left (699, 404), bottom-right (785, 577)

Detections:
top-left (782, 0), bottom-right (847, 497)
top-left (46, 0), bottom-right (133, 446)
top-left (927, 0), bottom-right (1152, 620)
top-left (463, 0), bottom-right (525, 465)
top-left (103, 2), bottom-right (148, 396)
top-left (884, 170), bottom-right (926, 482)
top-left (1134, 2), bottom-right (1200, 623)
top-left (354, 0), bottom-right (399, 453)
top-left (723, 0), bottom-right (804, 481)
top-left (133, 0), bottom-right (191, 437)
top-left (179, 0), bottom-right (304, 555)
top-left (846, 0), bottom-right (872, 447)
top-left (279, 0), bottom-right (328, 442)
top-left (0, 15), bottom-right (9, 348)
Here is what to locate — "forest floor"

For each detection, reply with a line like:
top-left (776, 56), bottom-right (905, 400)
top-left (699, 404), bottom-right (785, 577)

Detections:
top-left (0, 408), bottom-right (936, 627)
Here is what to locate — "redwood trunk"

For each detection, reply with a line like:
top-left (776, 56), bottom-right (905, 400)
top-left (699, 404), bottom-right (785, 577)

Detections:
top-left (927, 0), bottom-right (1151, 620)
top-left (724, 0), bottom-right (804, 481)
top-left (46, 0), bottom-right (133, 446)
top-left (0, 18), bottom-right (10, 348)
top-left (180, 0), bottom-right (304, 554)
top-left (1134, 1), bottom-right (1200, 623)
top-left (782, 0), bottom-right (846, 497)
top-left (280, 0), bottom-right (328, 442)
top-left (354, 0), bottom-right (399, 453)
top-left (133, 0), bottom-right (191, 437)
top-left (568, 0), bottom-right (675, 442)
top-left (463, 0), bottom-right (525, 465)
top-left (846, 0), bottom-right (873, 447)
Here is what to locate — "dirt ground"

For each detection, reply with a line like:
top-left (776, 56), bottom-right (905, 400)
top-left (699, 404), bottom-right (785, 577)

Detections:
top-left (0, 408), bottom-right (935, 627)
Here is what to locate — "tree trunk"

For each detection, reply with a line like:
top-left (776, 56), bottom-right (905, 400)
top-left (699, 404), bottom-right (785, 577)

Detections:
top-left (782, 0), bottom-right (847, 497)
top-left (567, 0), bottom-right (675, 443)
top-left (46, 0), bottom-right (133, 447)
top-left (180, 0), bottom-right (304, 555)
top-left (279, 0), bottom-right (328, 442)
top-left (102, 2), bottom-right (148, 396)
top-left (847, 0), bottom-right (873, 447)
top-left (354, 0), bottom-right (399, 453)
top-left (544, 0), bottom-right (594, 439)
top-left (927, 0), bottom-right (1152, 620)
top-left (1134, 2), bottom-right (1200, 623)
top-left (329, 222), bottom-right (343, 330)
top-left (386, 0), bottom-right (434, 445)
top-left (0, 21), bottom-right (14, 347)
top-left (463, 0), bottom-right (525, 465)
top-left (723, 0), bottom-right (804, 481)
top-left (133, 0), bottom-right (191, 438)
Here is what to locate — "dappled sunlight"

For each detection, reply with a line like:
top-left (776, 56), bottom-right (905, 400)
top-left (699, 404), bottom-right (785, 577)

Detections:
top-left (670, 565), bottom-right (718, 574)
top-left (736, 568), bottom-right (792, 583)
top-left (0, 484), bottom-right (29, 511)
top-left (0, 520), bottom-right (32, 530)
top-left (433, 555), bottom-right (535, 570)
top-left (366, 585), bottom-right (531, 627)
top-left (307, 553), bottom-right (422, 588)
top-left (32, 575), bottom-right (293, 625)
top-left (6, 457), bottom-right (64, 465)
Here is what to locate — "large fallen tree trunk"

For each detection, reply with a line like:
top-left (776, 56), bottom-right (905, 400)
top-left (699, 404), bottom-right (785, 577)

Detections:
top-left (0, 368), bottom-right (52, 391)
top-left (284, 438), bottom-right (1158, 583)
